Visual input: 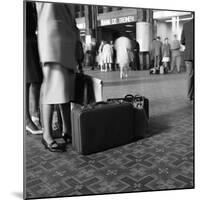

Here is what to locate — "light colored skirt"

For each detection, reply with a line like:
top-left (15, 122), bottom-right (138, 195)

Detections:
top-left (102, 53), bottom-right (113, 64)
top-left (41, 63), bottom-right (75, 104)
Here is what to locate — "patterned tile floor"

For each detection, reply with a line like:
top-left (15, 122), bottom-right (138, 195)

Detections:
top-left (25, 70), bottom-right (194, 199)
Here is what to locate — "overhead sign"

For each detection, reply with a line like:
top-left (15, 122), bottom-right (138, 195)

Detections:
top-left (100, 16), bottom-right (135, 26)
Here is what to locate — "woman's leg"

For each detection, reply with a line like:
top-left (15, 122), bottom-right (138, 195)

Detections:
top-left (26, 83), bottom-right (42, 133)
top-left (109, 63), bottom-right (112, 71)
top-left (59, 103), bottom-right (71, 135)
top-left (30, 83), bottom-right (41, 117)
top-left (120, 65), bottom-right (123, 79)
top-left (42, 103), bottom-right (54, 144)
top-left (124, 65), bottom-right (128, 78)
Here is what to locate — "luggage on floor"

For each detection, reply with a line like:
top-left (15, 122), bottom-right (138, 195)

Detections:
top-left (107, 94), bottom-right (149, 119)
top-left (107, 94), bottom-right (149, 139)
top-left (71, 102), bottom-right (134, 155)
top-left (149, 68), bottom-right (159, 74)
top-left (160, 65), bottom-right (164, 74)
top-left (132, 106), bottom-right (149, 139)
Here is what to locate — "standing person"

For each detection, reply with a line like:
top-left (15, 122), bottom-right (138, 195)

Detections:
top-left (150, 38), bottom-right (156, 69)
top-left (110, 40), bottom-right (115, 70)
top-left (90, 38), bottom-right (97, 70)
top-left (36, 2), bottom-right (80, 152)
top-left (114, 36), bottom-right (132, 79)
top-left (102, 41), bottom-right (113, 72)
top-left (181, 19), bottom-right (194, 101)
top-left (170, 34), bottom-right (181, 73)
top-left (98, 40), bottom-right (104, 71)
top-left (26, 2), bottom-right (43, 134)
top-left (162, 37), bottom-right (171, 72)
top-left (152, 36), bottom-right (162, 70)
top-left (131, 37), bottom-right (140, 70)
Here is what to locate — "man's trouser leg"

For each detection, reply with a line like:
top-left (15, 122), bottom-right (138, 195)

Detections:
top-left (185, 61), bottom-right (194, 99)
top-left (176, 56), bottom-right (181, 73)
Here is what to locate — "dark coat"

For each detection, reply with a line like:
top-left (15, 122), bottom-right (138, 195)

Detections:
top-left (26, 2), bottom-right (43, 83)
top-left (181, 19), bottom-right (194, 61)
top-left (152, 40), bottom-right (162, 56)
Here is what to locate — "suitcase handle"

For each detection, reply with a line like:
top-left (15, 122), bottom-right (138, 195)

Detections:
top-left (82, 101), bottom-right (108, 110)
top-left (124, 94), bottom-right (134, 102)
top-left (92, 101), bottom-right (108, 107)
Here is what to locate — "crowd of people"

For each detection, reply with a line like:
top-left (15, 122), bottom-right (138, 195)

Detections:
top-left (83, 35), bottom-right (140, 78)
top-left (82, 35), bottom-right (140, 79)
top-left (26, 1), bottom-right (194, 153)
top-left (150, 34), bottom-right (183, 74)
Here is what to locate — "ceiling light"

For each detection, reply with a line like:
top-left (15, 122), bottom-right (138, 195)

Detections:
top-left (165, 17), bottom-right (193, 22)
top-left (125, 24), bottom-right (134, 27)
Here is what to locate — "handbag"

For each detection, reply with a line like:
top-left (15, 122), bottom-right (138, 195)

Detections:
top-left (74, 73), bottom-right (103, 105)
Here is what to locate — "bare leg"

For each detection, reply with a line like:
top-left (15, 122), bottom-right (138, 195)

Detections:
top-left (30, 83), bottom-right (41, 117)
top-left (120, 65), bottom-right (123, 79)
top-left (125, 65), bottom-right (128, 78)
top-left (105, 64), bottom-right (107, 72)
top-left (59, 103), bottom-right (71, 135)
top-left (109, 63), bottom-right (112, 71)
top-left (29, 83), bottom-right (42, 129)
top-left (26, 83), bottom-right (41, 133)
top-left (42, 104), bottom-right (54, 144)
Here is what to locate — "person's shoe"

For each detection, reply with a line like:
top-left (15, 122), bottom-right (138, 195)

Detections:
top-left (31, 116), bottom-right (42, 130)
top-left (41, 138), bottom-right (65, 152)
top-left (62, 132), bottom-right (72, 143)
top-left (26, 120), bottom-right (43, 135)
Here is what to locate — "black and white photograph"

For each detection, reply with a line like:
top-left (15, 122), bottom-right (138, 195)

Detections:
top-left (23, 0), bottom-right (195, 199)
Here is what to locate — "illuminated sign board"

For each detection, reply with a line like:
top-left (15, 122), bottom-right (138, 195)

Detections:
top-left (100, 16), bottom-right (135, 26)
top-left (76, 16), bottom-right (136, 30)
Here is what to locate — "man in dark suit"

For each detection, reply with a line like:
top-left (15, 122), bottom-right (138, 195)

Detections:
top-left (152, 36), bottom-right (162, 69)
top-left (130, 37), bottom-right (140, 70)
top-left (181, 19), bottom-right (194, 101)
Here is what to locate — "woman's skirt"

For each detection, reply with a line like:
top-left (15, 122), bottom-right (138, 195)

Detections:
top-left (103, 54), bottom-right (113, 64)
top-left (41, 63), bottom-right (75, 104)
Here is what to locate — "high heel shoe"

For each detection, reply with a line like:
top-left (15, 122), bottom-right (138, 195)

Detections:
top-left (26, 120), bottom-right (43, 135)
top-left (62, 133), bottom-right (72, 143)
top-left (41, 138), bottom-right (64, 152)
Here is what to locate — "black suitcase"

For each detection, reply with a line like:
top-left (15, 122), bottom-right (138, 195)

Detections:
top-left (107, 94), bottom-right (149, 139)
top-left (107, 94), bottom-right (149, 119)
top-left (71, 102), bottom-right (134, 155)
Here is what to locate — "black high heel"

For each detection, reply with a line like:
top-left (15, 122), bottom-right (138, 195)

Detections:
top-left (41, 138), bottom-right (64, 152)
top-left (62, 133), bottom-right (72, 143)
